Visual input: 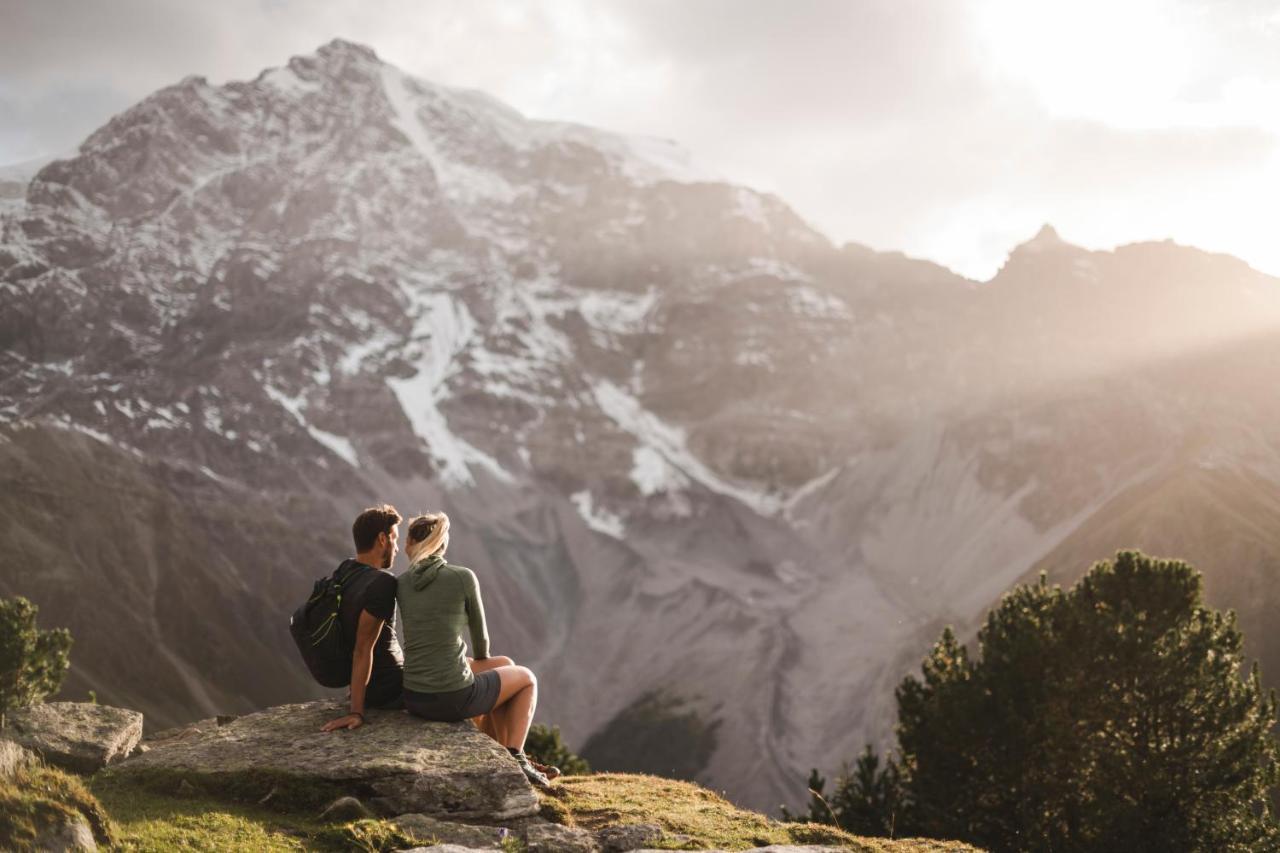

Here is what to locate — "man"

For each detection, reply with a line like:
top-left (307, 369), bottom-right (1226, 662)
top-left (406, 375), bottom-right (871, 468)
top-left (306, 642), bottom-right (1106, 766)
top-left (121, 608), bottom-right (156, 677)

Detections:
top-left (322, 504), bottom-right (404, 732)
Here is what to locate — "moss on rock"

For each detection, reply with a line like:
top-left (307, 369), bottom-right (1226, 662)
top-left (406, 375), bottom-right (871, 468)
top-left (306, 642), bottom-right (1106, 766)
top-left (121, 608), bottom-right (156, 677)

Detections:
top-left (0, 762), bottom-right (116, 848)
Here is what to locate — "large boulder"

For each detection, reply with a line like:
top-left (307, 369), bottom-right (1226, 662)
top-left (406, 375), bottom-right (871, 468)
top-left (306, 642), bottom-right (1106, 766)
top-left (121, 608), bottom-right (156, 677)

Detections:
top-left (3, 702), bottom-right (142, 773)
top-left (106, 700), bottom-right (538, 820)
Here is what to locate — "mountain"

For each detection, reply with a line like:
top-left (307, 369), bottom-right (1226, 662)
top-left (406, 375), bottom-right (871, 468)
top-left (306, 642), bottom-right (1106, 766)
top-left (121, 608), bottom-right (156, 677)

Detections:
top-left (4, 39), bottom-right (1280, 811)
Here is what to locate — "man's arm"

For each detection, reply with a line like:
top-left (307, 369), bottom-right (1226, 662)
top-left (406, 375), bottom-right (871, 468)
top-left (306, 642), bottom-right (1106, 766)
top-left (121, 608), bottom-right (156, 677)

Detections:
top-left (321, 609), bottom-right (384, 732)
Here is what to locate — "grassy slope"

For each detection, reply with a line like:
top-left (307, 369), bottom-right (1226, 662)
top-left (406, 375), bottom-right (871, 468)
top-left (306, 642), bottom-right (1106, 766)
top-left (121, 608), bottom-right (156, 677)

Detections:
top-left (549, 773), bottom-right (983, 852)
top-left (2, 761), bottom-right (982, 851)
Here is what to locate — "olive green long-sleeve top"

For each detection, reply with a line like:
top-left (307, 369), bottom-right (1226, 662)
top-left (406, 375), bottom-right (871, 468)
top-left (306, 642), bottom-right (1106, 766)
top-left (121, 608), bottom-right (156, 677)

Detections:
top-left (396, 553), bottom-right (491, 694)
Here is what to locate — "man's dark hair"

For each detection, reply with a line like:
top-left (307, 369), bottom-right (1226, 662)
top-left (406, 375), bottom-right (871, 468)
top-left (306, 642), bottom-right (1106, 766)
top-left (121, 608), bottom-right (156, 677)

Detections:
top-left (352, 504), bottom-right (402, 552)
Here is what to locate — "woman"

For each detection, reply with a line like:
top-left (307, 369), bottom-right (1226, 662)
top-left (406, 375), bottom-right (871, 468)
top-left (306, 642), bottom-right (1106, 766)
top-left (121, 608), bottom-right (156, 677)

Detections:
top-left (397, 512), bottom-right (554, 789)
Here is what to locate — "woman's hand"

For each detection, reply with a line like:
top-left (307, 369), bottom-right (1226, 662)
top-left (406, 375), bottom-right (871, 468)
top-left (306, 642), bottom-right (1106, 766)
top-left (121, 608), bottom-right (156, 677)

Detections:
top-left (321, 712), bottom-right (365, 732)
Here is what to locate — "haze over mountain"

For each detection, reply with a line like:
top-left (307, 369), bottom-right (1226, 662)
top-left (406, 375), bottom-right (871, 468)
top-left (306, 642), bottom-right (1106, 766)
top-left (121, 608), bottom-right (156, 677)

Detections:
top-left (3, 40), bottom-right (1280, 811)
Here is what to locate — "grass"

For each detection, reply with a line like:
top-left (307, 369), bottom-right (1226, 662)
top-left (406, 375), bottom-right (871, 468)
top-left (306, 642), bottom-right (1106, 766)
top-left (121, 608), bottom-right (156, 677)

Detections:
top-left (552, 773), bottom-right (985, 851)
top-left (89, 774), bottom-right (416, 852)
top-left (0, 763), bottom-right (116, 850)
top-left (0, 761), bottom-right (982, 851)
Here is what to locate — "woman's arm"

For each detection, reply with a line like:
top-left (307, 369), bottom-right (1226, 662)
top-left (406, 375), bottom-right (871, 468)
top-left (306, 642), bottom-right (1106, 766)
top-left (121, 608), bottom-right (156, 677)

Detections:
top-left (463, 568), bottom-right (490, 660)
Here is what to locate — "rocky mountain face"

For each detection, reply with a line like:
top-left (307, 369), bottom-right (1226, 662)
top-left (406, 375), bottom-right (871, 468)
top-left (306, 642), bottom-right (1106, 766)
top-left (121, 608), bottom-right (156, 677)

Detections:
top-left (3, 39), bottom-right (1280, 811)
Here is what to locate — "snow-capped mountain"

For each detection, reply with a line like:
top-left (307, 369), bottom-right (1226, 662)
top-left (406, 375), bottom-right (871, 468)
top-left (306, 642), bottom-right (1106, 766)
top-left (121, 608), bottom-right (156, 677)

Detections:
top-left (4, 39), bottom-right (1280, 810)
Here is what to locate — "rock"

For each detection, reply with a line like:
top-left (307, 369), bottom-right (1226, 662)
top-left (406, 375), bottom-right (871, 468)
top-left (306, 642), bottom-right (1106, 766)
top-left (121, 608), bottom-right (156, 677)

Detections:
top-left (32, 813), bottom-right (97, 851)
top-left (398, 846), bottom-right (492, 853)
top-left (0, 739), bottom-right (36, 780)
top-left (598, 822), bottom-right (663, 852)
top-left (524, 821), bottom-right (599, 852)
top-left (109, 700), bottom-right (538, 820)
top-left (320, 795), bottom-right (374, 821)
top-left (631, 848), bottom-right (845, 853)
top-left (392, 813), bottom-right (505, 848)
top-left (4, 702), bottom-right (142, 773)
top-left (145, 718), bottom-right (221, 745)
top-left (175, 779), bottom-right (198, 797)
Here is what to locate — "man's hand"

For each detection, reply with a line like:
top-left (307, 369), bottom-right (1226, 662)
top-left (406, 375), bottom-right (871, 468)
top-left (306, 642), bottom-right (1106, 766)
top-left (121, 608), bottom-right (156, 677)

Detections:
top-left (321, 713), bottom-right (364, 732)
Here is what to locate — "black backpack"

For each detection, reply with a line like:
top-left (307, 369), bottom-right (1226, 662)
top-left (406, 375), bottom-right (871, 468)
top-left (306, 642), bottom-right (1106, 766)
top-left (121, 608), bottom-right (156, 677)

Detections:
top-left (290, 562), bottom-right (373, 688)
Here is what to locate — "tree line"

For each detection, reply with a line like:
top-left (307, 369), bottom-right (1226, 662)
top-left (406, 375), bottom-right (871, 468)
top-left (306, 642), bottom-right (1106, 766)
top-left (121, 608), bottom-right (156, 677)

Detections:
top-left (784, 550), bottom-right (1280, 852)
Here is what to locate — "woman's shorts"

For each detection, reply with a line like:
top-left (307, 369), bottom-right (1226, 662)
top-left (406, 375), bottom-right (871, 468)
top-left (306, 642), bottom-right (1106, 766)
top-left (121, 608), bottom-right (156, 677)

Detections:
top-left (404, 670), bottom-right (501, 722)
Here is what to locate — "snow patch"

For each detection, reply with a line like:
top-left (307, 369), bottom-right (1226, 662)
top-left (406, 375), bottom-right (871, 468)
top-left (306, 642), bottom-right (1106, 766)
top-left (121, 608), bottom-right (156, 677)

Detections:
top-left (731, 187), bottom-right (769, 227)
top-left (631, 446), bottom-right (691, 496)
top-left (593, 380), bottom-right (781, 515)
top-left (387, 292), bottom-right (511, 486)
top-left (261, 66), bottom-right (322, 97)
top-left (570, 490), bottom-right (625, 539)
top-left (380, 65), bottom-right (521, 205)
top-left (578, 288), bottom-right (656, 336)
top-left (784, 465), bottom-right (843, 518)
top-left (787, 286), bottom-right (850, 319)
top-left (339, 327), bottom-right (398, 375)
top-left (264, 385), bottom-right (359, 467)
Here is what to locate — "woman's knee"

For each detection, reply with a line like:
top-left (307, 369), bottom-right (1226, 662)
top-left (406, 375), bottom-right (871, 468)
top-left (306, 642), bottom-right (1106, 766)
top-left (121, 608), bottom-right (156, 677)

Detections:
top-left (496, 665), bottom-right (532, 693)
top-left (490, 655), bottom-right (514, 668)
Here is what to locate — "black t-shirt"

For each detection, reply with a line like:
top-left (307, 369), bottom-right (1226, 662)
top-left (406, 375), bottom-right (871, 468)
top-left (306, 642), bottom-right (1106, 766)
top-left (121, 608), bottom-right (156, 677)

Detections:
top-left (336, 559), bottom-right (404, 706)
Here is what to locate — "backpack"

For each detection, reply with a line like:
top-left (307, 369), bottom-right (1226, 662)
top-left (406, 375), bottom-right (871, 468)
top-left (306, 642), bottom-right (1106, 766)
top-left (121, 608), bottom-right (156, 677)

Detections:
top-left (289, 562), bottom-right (373, 688)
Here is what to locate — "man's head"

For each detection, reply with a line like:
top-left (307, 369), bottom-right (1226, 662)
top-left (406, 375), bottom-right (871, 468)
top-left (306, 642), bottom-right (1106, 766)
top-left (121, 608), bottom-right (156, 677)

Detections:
top-left (352, 504), bottom-right (402, 569)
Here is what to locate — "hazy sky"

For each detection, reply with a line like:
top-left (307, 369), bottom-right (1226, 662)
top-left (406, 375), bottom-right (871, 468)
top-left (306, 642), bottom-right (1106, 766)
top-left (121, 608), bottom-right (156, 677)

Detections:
top-left (3, 0), bottom-right (1279, 279)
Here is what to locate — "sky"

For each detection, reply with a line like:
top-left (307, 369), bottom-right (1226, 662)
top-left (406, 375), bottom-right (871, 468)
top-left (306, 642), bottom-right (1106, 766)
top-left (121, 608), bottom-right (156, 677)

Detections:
top-left (2, 0), bottom-right (1279, 280)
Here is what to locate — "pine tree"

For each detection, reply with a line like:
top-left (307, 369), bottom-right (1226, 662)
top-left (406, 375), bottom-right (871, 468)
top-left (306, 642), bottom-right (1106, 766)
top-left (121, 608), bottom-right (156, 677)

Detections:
top-left (832, 745), bottom-right (903, 837)
top-left (0, 596), bottom-right (73, 728)
top-left (894, 551), bottom-right (1280, 852)
top-left (524, 723), bottom-right (590, 775)
top-left (783, 749), bottom-right (903, 835)
top-left (780, 767), bottom-right (835, 824)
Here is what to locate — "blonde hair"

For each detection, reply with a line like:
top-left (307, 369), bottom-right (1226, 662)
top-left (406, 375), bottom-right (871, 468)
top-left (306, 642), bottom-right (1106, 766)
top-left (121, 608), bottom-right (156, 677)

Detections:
top-left (405, 512), bottom-right (450, 564)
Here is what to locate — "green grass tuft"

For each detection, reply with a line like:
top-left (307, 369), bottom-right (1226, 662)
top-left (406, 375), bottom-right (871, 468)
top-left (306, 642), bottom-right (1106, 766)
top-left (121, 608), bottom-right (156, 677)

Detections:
top-left (90, 773), bottom-right (411, 852)
top-left (0, 763), bottom-right (116, 849)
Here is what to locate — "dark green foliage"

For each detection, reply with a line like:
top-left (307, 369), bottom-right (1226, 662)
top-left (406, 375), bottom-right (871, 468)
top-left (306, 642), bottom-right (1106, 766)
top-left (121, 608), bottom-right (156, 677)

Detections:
top-left (525, 723), bottom-right (591, 775)
top-left (580, 690), bottom-right (720, 781)
top-left (782, 747), bottom-right (902, 836)
top-left (894, 550), bottom-right (1280, 852)
top-left (0, 596), bottom-right (72, 728)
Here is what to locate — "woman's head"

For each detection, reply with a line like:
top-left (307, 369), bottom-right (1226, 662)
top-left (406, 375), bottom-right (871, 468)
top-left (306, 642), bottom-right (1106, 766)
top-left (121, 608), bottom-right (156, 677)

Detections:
top-left (405, 512), bottom-right (450, 564)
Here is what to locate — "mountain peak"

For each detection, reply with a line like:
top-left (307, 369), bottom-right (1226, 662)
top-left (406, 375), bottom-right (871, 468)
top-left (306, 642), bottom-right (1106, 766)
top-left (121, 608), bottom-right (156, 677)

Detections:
top-left (1006, 223), bottom-right (1076, 260)
top-left (1028, 223), bottom-right (1063, 246)
top-left (315, 38), bottom-right (381, 63)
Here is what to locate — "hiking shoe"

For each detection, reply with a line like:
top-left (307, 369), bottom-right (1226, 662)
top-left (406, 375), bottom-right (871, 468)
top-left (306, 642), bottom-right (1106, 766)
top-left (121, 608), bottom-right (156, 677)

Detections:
top-left (531, 760), bottom-right (561, 781)
top-left (513, 751), bottom-right (553, 789)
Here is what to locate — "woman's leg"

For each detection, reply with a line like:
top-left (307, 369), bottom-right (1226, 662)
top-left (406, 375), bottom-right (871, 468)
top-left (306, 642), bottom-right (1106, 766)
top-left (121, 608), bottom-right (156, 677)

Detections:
top-left (469, 655), bottom-right (513, 673)
top-left (467, 657), bottom-right (513, 742)
top-left (489, 665), bottom-right (538, 751)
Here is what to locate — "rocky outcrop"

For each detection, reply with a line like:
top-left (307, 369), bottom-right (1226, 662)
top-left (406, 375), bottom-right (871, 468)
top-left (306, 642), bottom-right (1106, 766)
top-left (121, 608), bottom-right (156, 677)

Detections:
top-left (598, 823), bottom-right (663, 852)
top-left (3, 702), bottom-right (142, 773)
top-left (107, 700), bottom-right (538, 820)
top-left (31, 814), bottom-right (97, 852)
top-left (523, 822), bottom-right (599, 852)
top-left (392, 813), bottom-right (509, 848)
